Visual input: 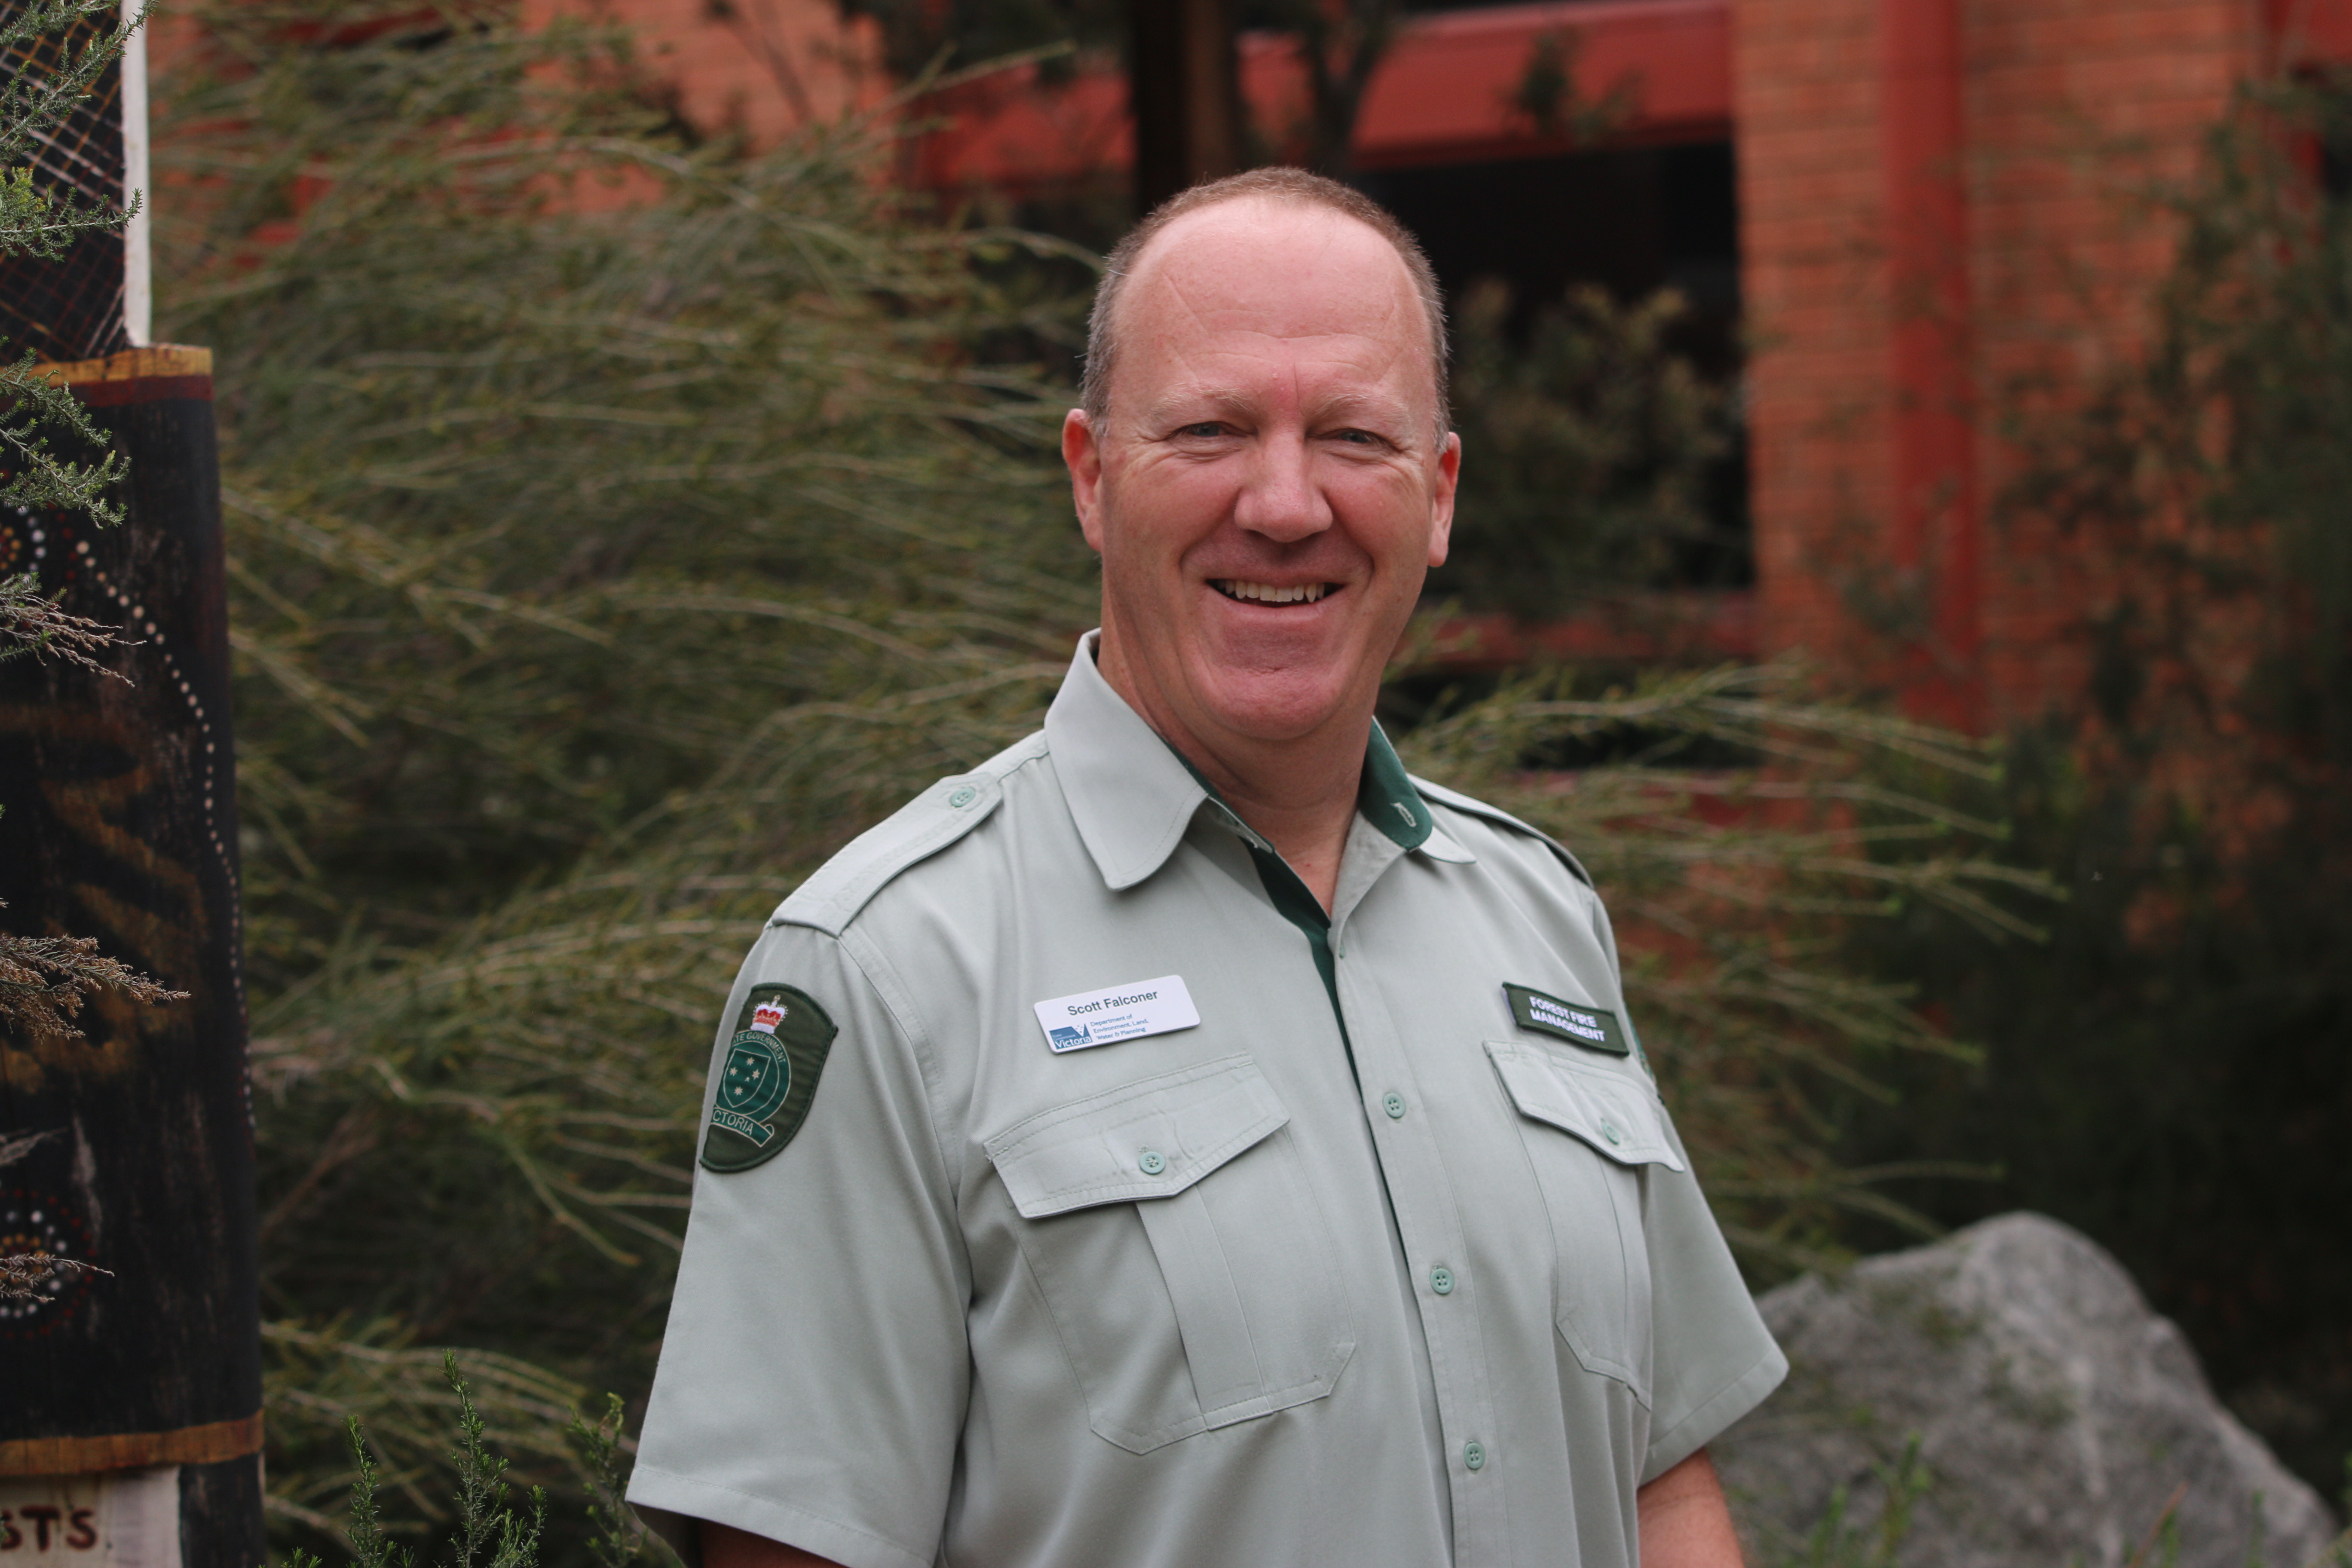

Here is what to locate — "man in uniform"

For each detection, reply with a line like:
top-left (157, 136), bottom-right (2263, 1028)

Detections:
top-left (627, 169), bottom-right (1784, 1568)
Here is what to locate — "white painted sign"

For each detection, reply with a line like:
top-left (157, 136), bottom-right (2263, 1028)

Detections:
top-left (0, 1469), bottom-right (179, 1568)
top-left (1033, 975), bottom-right (1200, 1052)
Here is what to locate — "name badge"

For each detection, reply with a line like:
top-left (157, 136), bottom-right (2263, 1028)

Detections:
top-left (1504, 982), bottom-right (1629, 1055)
top-left (1034, 974), bottom-right (1200, 1052)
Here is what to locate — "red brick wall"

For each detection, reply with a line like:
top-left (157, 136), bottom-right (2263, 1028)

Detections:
top-left (1734, 0), bottom-right (1894, 686)
top-left (1966, 0), bottom-right (2250, 726)
top-left (1736, 0), bottom-right (2259, 728)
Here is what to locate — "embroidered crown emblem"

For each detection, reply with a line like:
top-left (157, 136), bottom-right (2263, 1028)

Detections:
top-left (701, 984), bottom-right (838, 1175)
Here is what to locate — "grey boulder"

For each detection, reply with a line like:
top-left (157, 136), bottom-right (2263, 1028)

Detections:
top-left (1713, 1212), bottom-right (2343, 1568)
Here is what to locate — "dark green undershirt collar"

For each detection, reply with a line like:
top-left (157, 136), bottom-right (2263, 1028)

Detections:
top-left (1166, 725), bottom-right (1432, 1058)
top-left (1358, 721), bottom-right (1435, 854)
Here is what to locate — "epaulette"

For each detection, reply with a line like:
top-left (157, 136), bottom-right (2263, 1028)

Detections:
top-left (770, 730), bottom-right (1049, 937)
top-left (1410, 776), bottom-right (1596, 890)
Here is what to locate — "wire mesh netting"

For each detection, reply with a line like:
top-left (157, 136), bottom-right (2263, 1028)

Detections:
top-left (0, 0), bottom-right (126, 362)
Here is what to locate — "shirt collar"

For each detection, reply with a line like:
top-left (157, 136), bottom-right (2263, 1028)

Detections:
top-left (1044, 632), bottom-right (1213, 891)
top-left (1360, 720), bottom-right (1434, 851)
top-left (1042, 631), bottom-right (1473, 890)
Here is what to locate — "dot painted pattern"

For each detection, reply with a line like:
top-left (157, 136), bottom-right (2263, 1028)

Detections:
top-left (0, 1189), bottom-right (96, 1332)
top-left (5, 500), bottom-right (253, 1132)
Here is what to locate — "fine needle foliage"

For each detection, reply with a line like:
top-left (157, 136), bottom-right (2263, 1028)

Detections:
top-left (0, 1250), bottom-right (109, 1299)
top-left (0, 0), bottom-right (148, 1037)
top-left (0, 0), bottom-right (137, 526)
top-left (0, 560), bottom-right (126, 672)
top-left (0, 919), bottom-right (186, 1041)
top-left (569, 1394), bottom-right (656, 1568)
top-left (291, 1359), bottom-right (551, 1568)
top-left (155, 4), bottom-right (1089, 1545)
top-left (295, 1363), bottom-right (677, 1568)
top-left (148, 1), bottom-right (2046, 1553)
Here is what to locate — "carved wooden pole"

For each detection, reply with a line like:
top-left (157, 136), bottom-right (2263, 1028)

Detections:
top-left (0, 345), bottom-right (263, 1568)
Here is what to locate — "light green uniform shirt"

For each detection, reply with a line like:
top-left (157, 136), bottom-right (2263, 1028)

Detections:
top-left (629, 634), bottom-right (1785, 1568)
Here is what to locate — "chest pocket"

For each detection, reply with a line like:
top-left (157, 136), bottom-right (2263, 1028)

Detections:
top-left (983, 1054), bottom-right (1355, 1454)
top-left (1487, 1038), bottom-right (1684, 1406)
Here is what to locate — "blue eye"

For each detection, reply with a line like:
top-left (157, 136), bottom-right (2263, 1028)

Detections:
top-left (1180, 423), bottom-right (1224, 439)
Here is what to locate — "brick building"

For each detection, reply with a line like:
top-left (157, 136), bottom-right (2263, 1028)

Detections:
top-left (549, 0), bottom-right (2352, 733)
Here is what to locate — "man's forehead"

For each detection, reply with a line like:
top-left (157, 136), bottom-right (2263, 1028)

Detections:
top-left (1126, 201), bottom-right (1413, 309)
top-left (1112, 199), bottom-right (1431, 389)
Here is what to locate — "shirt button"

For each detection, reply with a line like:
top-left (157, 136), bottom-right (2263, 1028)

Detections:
top-left (1430, 1266), bottom-right (1455, 1295)
top-left (947, 786), bottom-right (977, 808)
top-left (1137, 1149), bottom-right (1167, 1176)
top-left (1464, 1441), bottom-right (1486, 1471)
top-left (1600, 1120), bottom-right (1623, 1146)
top-left (1381, 1092), bottom-right (1406, 1119)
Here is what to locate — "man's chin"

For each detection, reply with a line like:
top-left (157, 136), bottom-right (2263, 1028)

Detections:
top-left (1188, 665), bottom-right (1362, 745)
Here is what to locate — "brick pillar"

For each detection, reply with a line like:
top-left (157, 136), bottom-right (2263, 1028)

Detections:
top-left (1736, 0), bottom-right (2258, 729)
top-left (1965, 0), bottom-right (2251, 726)
top-left (1883, 0), bottom-right (1984, 731)
top-left (1733, 0), bottom-right (1893, 684)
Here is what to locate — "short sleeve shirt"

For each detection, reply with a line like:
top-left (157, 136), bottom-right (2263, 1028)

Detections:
top-left (628, 634), bottom-right (1786, 1568)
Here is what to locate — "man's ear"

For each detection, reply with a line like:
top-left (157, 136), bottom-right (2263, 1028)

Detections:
top-left (1063, 408), bottom-right (1107, 554)
top-left (1426, 429), bottom-right (1461, 568)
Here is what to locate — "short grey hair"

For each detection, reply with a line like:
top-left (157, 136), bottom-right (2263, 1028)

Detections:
top-left (1080, 168), bottom-right (1452, 439)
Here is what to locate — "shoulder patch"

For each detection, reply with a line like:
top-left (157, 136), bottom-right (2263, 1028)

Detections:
top-left (1410, 776), bottom-right (1596, 889)
top-left (771, 730), bottom-right (1048, 935)
top-left (700, 983), bottom-right (837, 1173)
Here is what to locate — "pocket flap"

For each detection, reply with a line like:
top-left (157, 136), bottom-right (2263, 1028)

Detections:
top-left (983, 1055), bottom-right (1290, 1219)
top-left (1485, 1041), bottom-right (1685, 1171)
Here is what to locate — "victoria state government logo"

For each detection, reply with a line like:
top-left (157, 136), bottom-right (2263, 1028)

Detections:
top-left (700, 983), bottom-right (837, 1174)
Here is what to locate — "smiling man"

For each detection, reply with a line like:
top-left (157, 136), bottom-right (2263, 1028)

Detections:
top-left (627, 170), bottom-right (1784, 1568)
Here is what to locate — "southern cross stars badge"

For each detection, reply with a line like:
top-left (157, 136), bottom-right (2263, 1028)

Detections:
top-left (700, 983), bottom-right (837, 1173)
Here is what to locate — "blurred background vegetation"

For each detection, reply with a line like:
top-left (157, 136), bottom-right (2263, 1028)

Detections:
top-left (129, 0), bottom-right (2352, 1554)
top-left (1831, 82), bottom-right (2352, 1495)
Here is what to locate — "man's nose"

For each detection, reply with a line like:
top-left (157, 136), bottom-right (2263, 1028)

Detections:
top-left (1231, 429), bottom-right (1332, 542)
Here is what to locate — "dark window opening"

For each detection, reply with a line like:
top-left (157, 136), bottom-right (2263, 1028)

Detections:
top-left (1360, 140), bottom-right (1750, 591)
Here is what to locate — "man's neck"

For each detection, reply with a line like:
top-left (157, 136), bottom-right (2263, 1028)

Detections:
top-left (1095, 635), bottom-right (1365, 914)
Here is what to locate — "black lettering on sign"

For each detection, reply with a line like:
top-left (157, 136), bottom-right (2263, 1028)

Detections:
top-left (64, 1510), bottom-right (95, 1551)
top-left (1, 1510), bottom-right (20, 1550)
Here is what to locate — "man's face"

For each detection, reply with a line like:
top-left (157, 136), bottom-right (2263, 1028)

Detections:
top-left (1064, 199), bottom-right (1458, 749)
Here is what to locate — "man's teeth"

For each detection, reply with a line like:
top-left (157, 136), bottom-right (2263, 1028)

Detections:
top-left (1216, 580), bottom-right (1328, 604)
